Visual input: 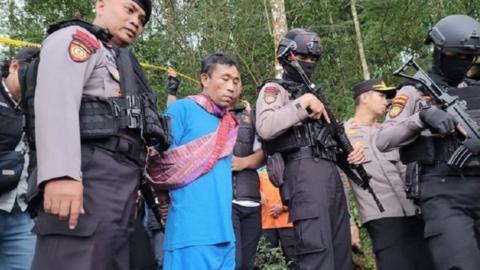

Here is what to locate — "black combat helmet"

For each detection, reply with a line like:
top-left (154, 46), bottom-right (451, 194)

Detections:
top-left (277, 28), bottom-right (322, 83)
top-left (277, 28), bottom-right (322, 60)
top-left (427, 15), bottom-right (480, 86)
top-left (426, 14), bottom-right (480, 55)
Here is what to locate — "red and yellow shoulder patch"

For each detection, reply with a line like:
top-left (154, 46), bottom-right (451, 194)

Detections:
top-left (264, 86), bottom-right (280, 104)
top-left (69, 29), bottom-right (100, 63)
top-left (388, 94), bottom-right (409, 118)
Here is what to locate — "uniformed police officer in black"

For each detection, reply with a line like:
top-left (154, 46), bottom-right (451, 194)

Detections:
top-left (231, 100), bottom-right (265, 270)
top-left (256, 28), bottom-right (365, 270)
top-left (376, 15), bottom-right (480, 270)
top-left (30, 1), bottom-right (170, 270)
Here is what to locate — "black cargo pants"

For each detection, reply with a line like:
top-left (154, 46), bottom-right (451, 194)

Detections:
top-left (419, 174), bottom-right (480, 270)
top-left (282, 155), bottom-right (351, 270)
top-left (31, 140), bottom-right (145, 270)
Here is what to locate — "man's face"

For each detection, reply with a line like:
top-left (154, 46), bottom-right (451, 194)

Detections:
top-left (4, 60), bottom-right (21, 101)
top-left (201, 64), bottom-right (242, 109)
top-left (363, 91), bottom-right (388, 116)
top-left (96, 0), bottom-right (146, 46)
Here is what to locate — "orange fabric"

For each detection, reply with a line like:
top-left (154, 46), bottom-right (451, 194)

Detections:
top-left (258, 168), bottom-right (293, 229)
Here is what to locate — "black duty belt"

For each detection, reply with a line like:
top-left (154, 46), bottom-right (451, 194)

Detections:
top-left (84, 136), bottom-right (146, 165)
top-left (422, 162), bottom-right (480, 176)
top-left (283, 146), bottom-right (336, 163)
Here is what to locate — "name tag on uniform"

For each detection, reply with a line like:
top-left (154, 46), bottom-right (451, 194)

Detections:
top-left (2, 169), bottom-right (15, 176)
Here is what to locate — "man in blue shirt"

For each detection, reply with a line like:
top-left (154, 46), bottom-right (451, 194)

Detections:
top-left (150, 53), bottom-right (241, 270)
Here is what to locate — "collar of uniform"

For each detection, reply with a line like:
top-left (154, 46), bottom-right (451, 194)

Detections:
top-left (1, 79), bottom-right (19, 108)
top-left (349, 119), bottom-right (360, 129)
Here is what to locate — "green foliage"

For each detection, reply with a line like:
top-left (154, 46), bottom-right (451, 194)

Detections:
top-left (2, 0), bottom-right (480, 113)
top-left (2, 2), bottom-right (480, 266)
top-left (255, 237), bottom-right (290, 270)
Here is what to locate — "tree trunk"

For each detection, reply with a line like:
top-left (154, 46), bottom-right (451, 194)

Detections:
top-left (351, 0), bottom-right (370, 80)
top-left (270, 0), bottom-right (288, 77)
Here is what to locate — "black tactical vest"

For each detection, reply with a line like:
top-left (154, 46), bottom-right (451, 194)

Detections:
top-left (232, 108), bottom-right (260, 202)
top-left (19, 20), bottom-right (171, 150)
top-left (259, 78), bottom-right (335, 161)
top-left (400, 85), bottom-right (480, 167)
top-left (0, 83), bottom-right (23, 152)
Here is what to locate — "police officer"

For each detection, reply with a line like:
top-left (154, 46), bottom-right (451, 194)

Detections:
top-left (345, 79), bottom-right (434, 270)
top-left (30, 1), bottom-right (170, 270)
top-left (256, 28), bottom-right (365, 270)
top-left (231, 99), bottom-right (265, 270)
top-left (0, 48), bottom-right (39, 270)
top-left (376, 15), bottom-right (480, 270)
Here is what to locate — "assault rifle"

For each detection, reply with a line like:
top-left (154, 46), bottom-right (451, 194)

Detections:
top-left (287, 58), bottom-right (385, 212)
top-left (139, 176), bottom-right (165, 231)
top-left (393, 56), bottom-right (480, 168)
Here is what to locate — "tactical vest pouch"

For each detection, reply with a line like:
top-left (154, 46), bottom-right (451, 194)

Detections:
top-left (267, 152), bottom-right (285, 187)
top-left (0, 150), bottom-right (24, 194)
top-left (141, 92), bottom-right (172, 148)
top-left (405, 162), bottom-right (421, 204)
top-left (263, 125), bottom-right (312, 155)
top-left (399, 136), bottom-right (451, 165)
top-left (0, 105), bottom-right (23, 152)
top-left (79, 96), bottom-right (128, 139)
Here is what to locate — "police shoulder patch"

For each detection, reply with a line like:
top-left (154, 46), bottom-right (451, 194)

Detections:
top-left (69, 29), bottom-right (100, 63)
top-left (388, 105), bottom-right (403, 118)
top-left (264, 86), bottom-right (280, 104)
top-left (388, 94), bottom-right (409, 118)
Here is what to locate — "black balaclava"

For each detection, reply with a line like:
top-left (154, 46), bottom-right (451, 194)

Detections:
top-left (432, 47), bottom-right (474, 86)
top-left (283, 60), bottom-right (317, 83)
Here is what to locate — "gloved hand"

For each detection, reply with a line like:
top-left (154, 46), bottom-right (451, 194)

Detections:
top-left (419, 106), bottom-right (457, 135)
top-left (165, 67), bottom-right (181, 95)
top-left (166, 76), bottom-right (180, 95)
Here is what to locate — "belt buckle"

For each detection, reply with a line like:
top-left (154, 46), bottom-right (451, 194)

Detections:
top-left (126, 95), bottom-right (142, 129)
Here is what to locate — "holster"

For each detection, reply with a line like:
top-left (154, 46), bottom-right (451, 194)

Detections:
top-left (266, 152), bottom-right (286, 187)
top-left (405, 162), bottom-right (422, 204)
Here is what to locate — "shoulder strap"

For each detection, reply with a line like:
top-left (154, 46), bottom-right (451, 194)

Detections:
top-left (47, 19), bottom-right (112, 43)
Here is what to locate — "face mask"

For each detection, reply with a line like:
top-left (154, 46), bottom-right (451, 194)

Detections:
top-left (283, 60), bottom-right (317, 83)
top-left (432, 48), bottom-right (473, 86)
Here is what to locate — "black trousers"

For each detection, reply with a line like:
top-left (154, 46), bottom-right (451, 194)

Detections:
top-left (364, 216), bottom-right (434, 270)
top-left (232, 203), bottom-right (262, 270)
top-left (282, 157), bottom-right (351, 270)
top-left (31, 144), bottom-right (144, 270)
top-left (419, 175), bottom-right (480, 270)
top-left (263, 227), bottom-right (297, 268)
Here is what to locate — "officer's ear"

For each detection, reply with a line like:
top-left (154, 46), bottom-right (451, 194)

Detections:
top-left (359, 92), bottom-right (369, 105)
top-left (287, 53), bottom-right (296, 62)
top-left (8, 59), bottom-right (19, 75)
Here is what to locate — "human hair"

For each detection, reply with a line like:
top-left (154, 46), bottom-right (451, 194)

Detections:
top-left (354, 95), bottom-right (361, 107)
top-left (1, 48), bottom-right (39, 78)
top-left (200, 53), bottom-right (239, 77)
top-left (0, 60), bottom-right (10, 79)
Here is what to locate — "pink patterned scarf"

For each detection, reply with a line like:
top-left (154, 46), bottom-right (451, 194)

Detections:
top-left (147, 94), bottom-right (238, 190)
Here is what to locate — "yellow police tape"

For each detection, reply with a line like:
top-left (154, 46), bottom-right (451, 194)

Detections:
top-left (0, 37), bottom-right (200, 84)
